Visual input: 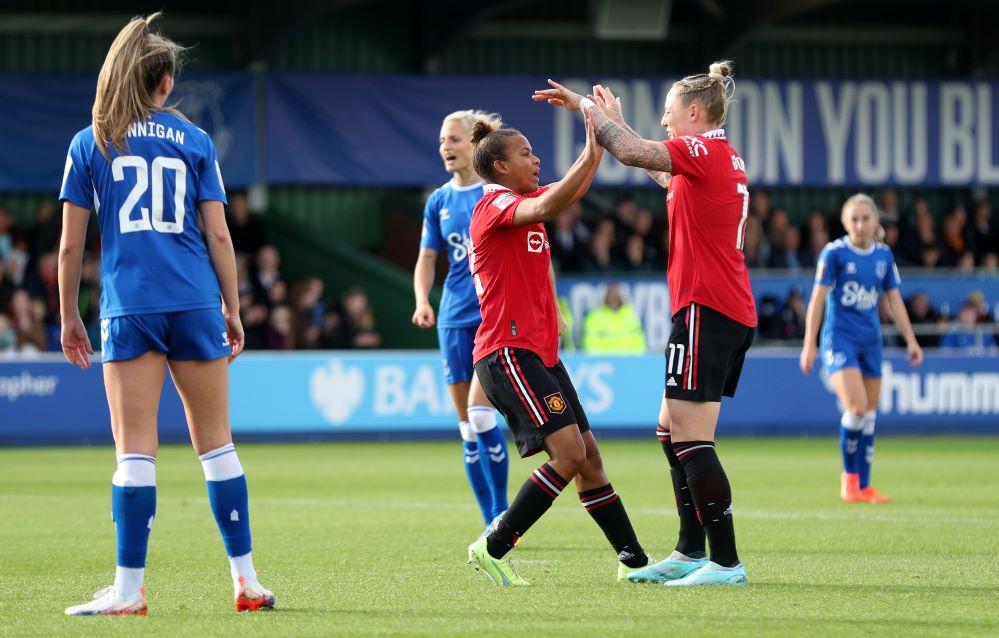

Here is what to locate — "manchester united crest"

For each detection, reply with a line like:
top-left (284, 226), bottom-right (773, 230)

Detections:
top-left (545, 393), bottom-right (566, 414)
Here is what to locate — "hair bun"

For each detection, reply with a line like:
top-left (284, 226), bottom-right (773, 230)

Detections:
top-left (708, 60), bottom-right (733, 79)
top-left (470, 120), bottom-right (496, 147)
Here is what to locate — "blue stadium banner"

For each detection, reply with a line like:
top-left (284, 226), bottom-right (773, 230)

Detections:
top-left (557, 273), bottom-right (999, 352)
top-left (0, 73), bottom-right (256, 191)
top-left (0, 358), bottom-right (187, 445)
top-left (266, 75), bottom-right (999, 188)
top-left (2, 352), bottom-right (997, 444)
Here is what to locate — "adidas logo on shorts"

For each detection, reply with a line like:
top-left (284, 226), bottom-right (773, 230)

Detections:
top-left (667, 377), bottom-right (678, 387)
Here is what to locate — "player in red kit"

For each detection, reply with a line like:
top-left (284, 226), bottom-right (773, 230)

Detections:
top-left (465, 112), bottom-right (651, 586)
top-left (536, 61), bottom-right (754, 586)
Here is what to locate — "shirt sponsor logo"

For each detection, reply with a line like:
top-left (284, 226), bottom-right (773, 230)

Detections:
top-left (679, 136), bottom-right (708, 157)
top-left (527, 231), bottom-right (545, 253)
top-left (545, 392), bottom-right (567, 414)
top-left (493, 193), bottom-right (518, 211)
top-left (840, 281), bottom-right (879, 310)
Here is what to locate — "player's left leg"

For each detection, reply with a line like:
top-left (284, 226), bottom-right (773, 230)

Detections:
top-left (67, 348), bottom-right (165, 616)
top-left (859, 375), bottom-right (890, 503)
top-left (169, 354), bottom-right (273, 611)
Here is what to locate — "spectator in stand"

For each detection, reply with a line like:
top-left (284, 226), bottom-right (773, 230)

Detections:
top-left (970, 199), bottom-right (997, 262)
top-left (905, 291), bottom-right (942, 347)
top-left (78, 253), bottom-right (102, 347)
top-left (582, 218), bottom-right (621, 272)
top-left (24, 251), bottom-right (59, 323)
top-left (877, 188), bottom-right (900, 225)
top-left (613, 194), bottom-right (639, 241)
top-left (799, 211), bottom-right (830, 269)
top-left (750, 189), bottom-right (773, 226)
top-left (227, 192), bottom-right (268, 257)
top-left (548, 201), bottom-right (590, 272)
top-left (289, 276), bottom-right (325, 349)
top-left (776, 286), bottom-right (806, 340)
top-left (9, 289), bottom-right (46, 352)
top-left (768, 225), bottom-right (803, 273)
top-left (0, 260), bottom-right (14, 312)
top-left (0, 207), bottom-right (19, 270)
top-left (920, 243), bottom-right (941, 268)
top-left (266, 305), bottom-right (294, 350)
top-left (26, 200), bottom-right (61, 258)
top-left (622, 233), bottom-right (658, 272)
top-left (251, 244), bottom-right (284, 307)
top-left (965, 290), bottom-right (989, 323)
top-left (581, 284), bottom-right (646, 353)
top-left (742, 215), bottom-right (769, 269)
top-left (235, 253), bottom-right (268, 349)
top-left (940, 302), bottom-right (997, 351)
top-left (4, 236), bottom-right (29, 287)
top-left (980, 252), bottom-right (999, 277)
top-left (633, 209), bottom-right (660, 262)
top-left (881, 220), bottom-right (901, 260)
top-left (939, 206), bottom-right (968, 267)
top-left (0, 313), bottom-right (15, 353)
top-left (956, 251), bottom-right (976, 274)
top-left (766, 208), bottom-right (790, 250)
top-left (326, 286), bottom-right (381, 349)
top-left (899, 197), bottom-right (937, 265)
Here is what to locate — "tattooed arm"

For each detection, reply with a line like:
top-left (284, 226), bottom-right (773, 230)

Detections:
top-left (593, 87), bottom-right (670, 189)
top-left (590, 108), bottom-right (673, 173)
top-left (534, 79), bottom-right (673, 176)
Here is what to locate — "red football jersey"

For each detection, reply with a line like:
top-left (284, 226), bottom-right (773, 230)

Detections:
top-left (663, 130), bottom-right (757, 327)
top-left (470, 184), bottom-right (559, 366)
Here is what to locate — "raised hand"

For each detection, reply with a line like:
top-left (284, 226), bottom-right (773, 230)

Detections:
top-left (592, 85), bottom-right (626, 126)
top-left (533, 79), bottom-right (584, 111)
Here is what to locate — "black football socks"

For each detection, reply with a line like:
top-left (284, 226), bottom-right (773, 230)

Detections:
top-left (673, 440), bottom-right (739, 567)
top-left (486, 463), bottom-right (567, 559)
top-left (578, 484), bottom-right (648, 568)
top-left (658, 426), bottom-right (707, 559)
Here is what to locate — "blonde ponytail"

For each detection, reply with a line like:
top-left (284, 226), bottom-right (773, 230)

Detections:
top-left (92, 12), bottom-right (186, 160)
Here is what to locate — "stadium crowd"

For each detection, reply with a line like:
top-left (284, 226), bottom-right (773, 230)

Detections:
top-left (1, 188), bottom-right (996, 355)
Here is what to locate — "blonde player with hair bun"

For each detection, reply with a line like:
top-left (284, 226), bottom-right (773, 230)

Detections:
top-left (536, 61), bottom-right (757, 586)
top-left (412, 109), bottom-right (510, 532)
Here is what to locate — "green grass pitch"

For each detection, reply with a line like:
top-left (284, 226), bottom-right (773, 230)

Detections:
top-left (1, 437), bottom-right (998, 637)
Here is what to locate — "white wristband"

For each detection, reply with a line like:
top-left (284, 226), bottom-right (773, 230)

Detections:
top-left (579, 97), bottom-right (595, 112)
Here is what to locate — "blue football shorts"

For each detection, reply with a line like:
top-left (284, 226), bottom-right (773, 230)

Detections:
top-left (101, 308), bottom-right (229, 363)
top-left (820, 334), bottom-right (882, 378)
top-left (437, 325), bottom-right (477, 384)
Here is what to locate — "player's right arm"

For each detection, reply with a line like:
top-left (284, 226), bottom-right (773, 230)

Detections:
top-left (800, 282), bottom-right (829, 374)
top-left (58, 201), bottom-right (94, 369)
top-left (512, 108), bottom-right (601, 226)
top-left (412, 247), bottom-right (438, 328)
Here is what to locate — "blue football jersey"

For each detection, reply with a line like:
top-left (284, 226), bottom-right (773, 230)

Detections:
top-left (420, 179), bottom-right (483, 328)
top-left (60, 110), bottom-right (227, 319)
top-left (816, 238), bottom-right (901, 345)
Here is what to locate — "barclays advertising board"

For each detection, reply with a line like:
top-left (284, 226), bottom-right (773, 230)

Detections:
top-left (2, 352), bottom-right (996, 445)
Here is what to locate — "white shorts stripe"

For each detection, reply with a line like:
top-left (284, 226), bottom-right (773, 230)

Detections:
top-left (504, 348), bottom-right (546, 425)
top-left (677, 443), bottom-right (714, 457)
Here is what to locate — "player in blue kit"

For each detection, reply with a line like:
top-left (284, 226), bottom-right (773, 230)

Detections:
top-left (412, 110), bottom-right (509, 530)
top-left (58, 13), bottom-right (273, 615)
top-left (800, 194), bottom-right (923, 503)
